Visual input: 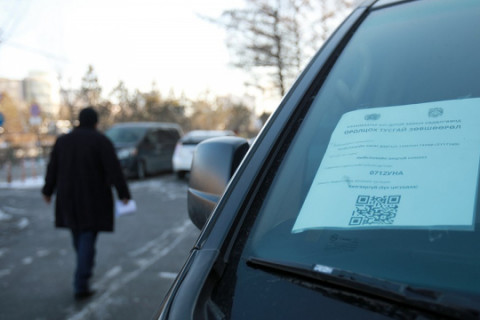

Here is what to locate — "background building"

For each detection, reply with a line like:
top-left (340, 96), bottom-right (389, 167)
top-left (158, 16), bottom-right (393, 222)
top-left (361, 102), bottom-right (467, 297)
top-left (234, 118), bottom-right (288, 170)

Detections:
top-left (0, 72), bottom-right (60, 160)
top-left (0, 78), bottom-right (27, 136)
top-left (23, 71), bottom-right (61, 117)
top-left (0, 78), bottom-right (25, 104)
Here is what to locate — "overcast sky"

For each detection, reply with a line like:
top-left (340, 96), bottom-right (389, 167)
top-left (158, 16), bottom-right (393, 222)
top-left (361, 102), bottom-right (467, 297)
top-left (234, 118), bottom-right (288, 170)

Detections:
top-left (0, 0), bottom-right (254, 102)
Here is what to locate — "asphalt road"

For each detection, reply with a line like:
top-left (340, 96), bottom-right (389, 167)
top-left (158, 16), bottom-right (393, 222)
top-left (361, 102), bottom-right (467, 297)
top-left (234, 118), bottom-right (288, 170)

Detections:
top-left (0, 173), bottom-right (200, 320)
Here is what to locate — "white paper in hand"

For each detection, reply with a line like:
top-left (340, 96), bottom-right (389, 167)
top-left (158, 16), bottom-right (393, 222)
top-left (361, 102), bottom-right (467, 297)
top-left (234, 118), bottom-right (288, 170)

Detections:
top-left (115, 200), bottom-right (137, 217)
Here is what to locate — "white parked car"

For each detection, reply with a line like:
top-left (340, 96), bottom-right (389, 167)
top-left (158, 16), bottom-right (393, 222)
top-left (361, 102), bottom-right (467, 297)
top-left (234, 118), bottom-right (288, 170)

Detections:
top-left (172, 130), bottom-right (235, 179)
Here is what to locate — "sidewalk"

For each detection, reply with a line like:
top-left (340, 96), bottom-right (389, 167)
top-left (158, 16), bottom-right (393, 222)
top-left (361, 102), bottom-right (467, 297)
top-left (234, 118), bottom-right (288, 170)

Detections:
top-left (0, 158), bottom-right (46, 189)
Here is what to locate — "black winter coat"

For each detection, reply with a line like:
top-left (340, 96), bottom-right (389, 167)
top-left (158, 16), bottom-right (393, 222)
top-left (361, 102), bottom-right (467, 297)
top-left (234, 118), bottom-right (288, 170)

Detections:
top-left (42, 126), bottom-right (131, 232)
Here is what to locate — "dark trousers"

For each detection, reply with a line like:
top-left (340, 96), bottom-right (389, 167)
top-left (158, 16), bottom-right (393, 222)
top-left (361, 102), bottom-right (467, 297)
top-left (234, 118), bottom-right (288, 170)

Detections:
top-left (70, 230), bottom-right (98, 293)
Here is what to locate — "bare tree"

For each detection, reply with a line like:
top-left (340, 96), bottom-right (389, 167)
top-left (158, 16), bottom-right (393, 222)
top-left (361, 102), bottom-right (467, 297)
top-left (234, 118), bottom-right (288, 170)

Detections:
top-left (0, 1), bottom-right (31, 49)
top-left (225, 102), bottom-right (253, 135)
top-left (310, 0), bottom-right (354, 45)
top-left (213, 0), bottom-right (353, 98)
top-left (58, 75), bottom-right (81, 126)
top-left (217, 0), bottom-right (306, 97)
top-left (80, 65), bottom-right (102, 107)
top-left (110, 80), bottom-right (136, 122)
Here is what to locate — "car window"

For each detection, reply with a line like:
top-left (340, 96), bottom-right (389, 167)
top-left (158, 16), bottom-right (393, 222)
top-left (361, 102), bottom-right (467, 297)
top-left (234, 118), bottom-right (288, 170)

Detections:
top-left (155, 128), bottom-right (180, 144)
top-left (145, 130), bottom-right (158, 145)
top-left (153, 129), bottom-right (167, 144)
top-left (235, 0), bottom-right (480, 301)
top-left (167, 128), bottom-right (181, 142)
top-left (105, 126), bottom-right (148, 144)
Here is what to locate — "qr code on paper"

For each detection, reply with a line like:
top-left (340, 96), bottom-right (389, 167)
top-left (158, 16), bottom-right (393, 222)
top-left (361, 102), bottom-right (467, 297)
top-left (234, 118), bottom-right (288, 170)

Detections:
top-left (349, 195), bottom-right (401, 226)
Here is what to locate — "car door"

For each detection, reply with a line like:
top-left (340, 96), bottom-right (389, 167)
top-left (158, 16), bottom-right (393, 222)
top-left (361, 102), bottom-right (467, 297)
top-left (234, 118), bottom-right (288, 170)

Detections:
top-left (141, 129), bottom-right (161, 174)
top-left (154, 128), bottom-right (176, 171)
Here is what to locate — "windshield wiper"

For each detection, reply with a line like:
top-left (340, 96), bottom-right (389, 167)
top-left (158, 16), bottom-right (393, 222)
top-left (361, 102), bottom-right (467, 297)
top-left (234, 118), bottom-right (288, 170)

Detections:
top-left (247, 256), bottom-right (479, 319)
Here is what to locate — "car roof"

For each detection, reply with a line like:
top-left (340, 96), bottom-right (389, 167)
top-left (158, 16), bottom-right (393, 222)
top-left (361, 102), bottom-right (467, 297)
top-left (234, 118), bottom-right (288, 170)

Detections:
top-left (184, 130), bottom-right (235, 136)
top-left (110, 122), bottom-right (182, 130)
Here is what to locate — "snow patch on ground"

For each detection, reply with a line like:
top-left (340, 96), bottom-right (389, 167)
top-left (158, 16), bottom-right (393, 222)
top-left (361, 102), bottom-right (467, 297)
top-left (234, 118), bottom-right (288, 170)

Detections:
top-left (22, 257), bottom-right (33, 265)
top-left (17, 218), bottom-right (29, 229)
top-left (36, 249), bottom-right (50, 258)
top-left (0, 248), bottom-right (8, 258)
top-left (0, 176), bottom-right (44, 189)
top-left (0, 209), bottom-right (12, 221)
top-left (0, 269), bottom-right (11, 278)
top-left (105, 266), bottom-right (122, 279)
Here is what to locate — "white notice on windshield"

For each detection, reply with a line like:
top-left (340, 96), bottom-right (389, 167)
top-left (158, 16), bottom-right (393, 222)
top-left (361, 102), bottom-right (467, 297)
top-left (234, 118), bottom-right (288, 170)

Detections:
top-left (292, 99), bottom-right (480, 232)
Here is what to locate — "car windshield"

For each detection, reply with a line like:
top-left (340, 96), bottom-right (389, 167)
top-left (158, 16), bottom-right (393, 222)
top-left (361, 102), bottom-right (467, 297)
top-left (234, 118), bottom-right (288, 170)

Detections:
top-left (242, 0), bottom-right (480, 299)
top-left (105, 126), bottom-right (147, 144)
top-left (181, 130), bottom-right (234, 145)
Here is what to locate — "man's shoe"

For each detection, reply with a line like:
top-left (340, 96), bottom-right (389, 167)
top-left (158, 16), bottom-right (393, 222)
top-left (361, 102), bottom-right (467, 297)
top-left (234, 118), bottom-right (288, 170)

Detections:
top-left (74, 290), bottom-right (96, 301)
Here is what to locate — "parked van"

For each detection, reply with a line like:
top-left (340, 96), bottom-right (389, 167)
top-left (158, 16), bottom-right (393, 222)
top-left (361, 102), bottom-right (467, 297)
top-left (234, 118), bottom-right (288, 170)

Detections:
top-left (105, 122), bottom-right (183, 179)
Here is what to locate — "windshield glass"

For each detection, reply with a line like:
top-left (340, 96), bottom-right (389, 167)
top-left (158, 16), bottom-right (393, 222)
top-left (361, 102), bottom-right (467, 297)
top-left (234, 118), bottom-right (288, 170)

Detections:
top-left (105, 126), bottom-right (148, 144)
top-left (242, 0), bottom-right (480, 298)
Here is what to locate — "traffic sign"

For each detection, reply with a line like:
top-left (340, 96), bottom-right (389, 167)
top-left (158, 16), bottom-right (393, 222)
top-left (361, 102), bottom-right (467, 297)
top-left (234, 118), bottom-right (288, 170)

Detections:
top-left (30, 116), bottom-right (41, 126)
top-left (30, 103), bottom-right (41, 116)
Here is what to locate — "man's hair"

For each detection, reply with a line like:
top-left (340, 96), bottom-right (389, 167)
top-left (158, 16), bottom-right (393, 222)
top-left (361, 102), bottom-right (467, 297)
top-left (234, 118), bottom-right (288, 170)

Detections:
top-left (79, 107), bottom-right (98, 128)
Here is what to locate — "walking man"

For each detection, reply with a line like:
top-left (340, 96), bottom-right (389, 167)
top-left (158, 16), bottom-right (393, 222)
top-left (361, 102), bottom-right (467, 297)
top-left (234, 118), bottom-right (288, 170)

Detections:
top-left (42, 107), bottom-right (131, 300)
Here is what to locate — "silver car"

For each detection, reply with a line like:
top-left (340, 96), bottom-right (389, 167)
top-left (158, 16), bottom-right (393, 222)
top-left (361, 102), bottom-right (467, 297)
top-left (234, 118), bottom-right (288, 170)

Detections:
top-left (172, 130), bottom-right (235, 179)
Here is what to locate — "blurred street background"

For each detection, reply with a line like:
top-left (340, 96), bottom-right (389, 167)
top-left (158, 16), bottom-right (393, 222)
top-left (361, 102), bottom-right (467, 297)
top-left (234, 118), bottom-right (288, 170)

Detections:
top-left (0, 160), bottom-right (200, 320)
top-left (0, 1), bottom-right (353, 319)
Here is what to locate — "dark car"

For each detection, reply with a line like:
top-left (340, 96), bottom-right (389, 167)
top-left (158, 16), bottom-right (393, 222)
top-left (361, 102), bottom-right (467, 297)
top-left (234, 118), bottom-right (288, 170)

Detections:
top-left (156, 0), bottom-right (480, 319)
top-left (105, 122), bottom-right (182, 179)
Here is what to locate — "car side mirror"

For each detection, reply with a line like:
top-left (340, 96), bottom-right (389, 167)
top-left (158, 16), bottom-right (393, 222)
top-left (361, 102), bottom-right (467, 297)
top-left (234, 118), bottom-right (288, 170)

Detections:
top-left (187, 136), bottom-right (250, 229)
